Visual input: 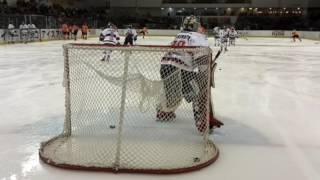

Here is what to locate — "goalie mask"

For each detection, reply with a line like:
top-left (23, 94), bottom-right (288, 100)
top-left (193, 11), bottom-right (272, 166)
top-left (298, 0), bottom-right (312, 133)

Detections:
top-left (182, 15), bottom-right (201, 32)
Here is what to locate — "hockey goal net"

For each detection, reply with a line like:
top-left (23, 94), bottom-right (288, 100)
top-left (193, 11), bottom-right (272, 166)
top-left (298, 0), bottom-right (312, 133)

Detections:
top-left (39, 44), bottom-right (219, 174)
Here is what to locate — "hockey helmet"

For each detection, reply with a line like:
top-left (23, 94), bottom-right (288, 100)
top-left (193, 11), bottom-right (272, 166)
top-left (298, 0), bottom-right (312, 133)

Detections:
top-left (107, 22), bottom-right (114, 29)
top-left (181, 15), bottom-right (201, 32)
top-left (213, 26), bottom-right (220, 32)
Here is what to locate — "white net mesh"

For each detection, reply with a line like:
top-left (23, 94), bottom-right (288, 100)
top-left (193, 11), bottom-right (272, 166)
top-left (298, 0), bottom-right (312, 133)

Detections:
top-left (39, 44), bottom-right (219, 173)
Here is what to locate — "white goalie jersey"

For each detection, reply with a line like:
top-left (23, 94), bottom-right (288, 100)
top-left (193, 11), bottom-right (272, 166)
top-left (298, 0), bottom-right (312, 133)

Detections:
top-left (99, 28), bottom-right (120, 45)
top-left (161, 31), bottom-right (209, 71)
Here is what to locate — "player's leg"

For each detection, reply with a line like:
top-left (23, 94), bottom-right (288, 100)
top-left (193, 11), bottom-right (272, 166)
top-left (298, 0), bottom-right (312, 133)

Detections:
top-left (101, 49), bottom-right (112, 62)
top-left (222, 38), bottom-right (228, 51)
top-left (130, 37), bottom-right (134, 46)
top-left (293, 35), bottom-right (296, 42)
top-left (186, 68), bottom-right (223, 133)
top-left (22, 31), bottom-right (28, 44)
top-left (6, 32), bottom-right (9, 44)
top-left (192, 91), bottom-right (208, 133)
top-left (180, 69), bottom-right (209, 133)
top-left (10, 31), bottom-right (15, 43)
top-left (133, 35), bottom-right (137, 45)
top-left (142, 31), bottom-right (145, 39)
top-left (30, 31), bottom-right (34, 41)
top-left (73, 31), bottom-right (77, 41)
top-left (20, 31), bottom-right (23, 43)
top-left (106, 50), bottom-right (111, 61)
top-left (231, 37), bottom-right (236, 46)
top-left (157, 64), bottom-right (182, 121)
top-left (124, 36), bottom-right (129, 45)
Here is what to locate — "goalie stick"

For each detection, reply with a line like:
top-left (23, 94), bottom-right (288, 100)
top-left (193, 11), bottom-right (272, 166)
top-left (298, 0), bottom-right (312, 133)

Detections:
top-left (209, 49), bottom-right (224, 129)
top-left (1, 31), bottom-right (6, 38)
top-left (211, 49), bottom-right (221, 70)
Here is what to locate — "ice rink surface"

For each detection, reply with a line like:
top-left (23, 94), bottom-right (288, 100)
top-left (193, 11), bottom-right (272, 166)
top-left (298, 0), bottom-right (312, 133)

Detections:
top-left (0, 36), bottom-right (320, 180)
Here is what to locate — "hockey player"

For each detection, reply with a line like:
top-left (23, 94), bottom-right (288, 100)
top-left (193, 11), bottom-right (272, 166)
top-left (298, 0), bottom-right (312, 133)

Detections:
top-left (219, 26), bottom-right (229, 51)
top-left (228, 27), bottom-right (238, 46)
top-left (19, 22), bottom-right (29, 43)
top-left (68, 25), bottom-right (73, 40)
top-left (7, 22), bottom-right (16, 43)
top-left (158, 15), bottom-right (223, 133)
top-left (124, 25), bottom-right (137, 46)
top-left (72, 24), bottom-right (79, 41)
top-left (81, 23), bottom-right (89, 40)
top-left (99, 22), bottom-right (120, 62)
top-left (133, 28), bottom-right (138, 45)
top-left (28, 23), bottom-right (37, 41)
top-left (213, 26), bottom-right (221, 47)
top-left (139, 27), bottom-right (148, 39)
top-left (292, 30), bottom-right (302, 42)
top-left (62, 23), bottom-right (69, 40)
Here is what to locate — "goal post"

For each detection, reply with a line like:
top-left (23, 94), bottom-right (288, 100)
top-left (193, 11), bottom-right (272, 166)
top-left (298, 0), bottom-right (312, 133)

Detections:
top-left (39, 44), bottom-right (219, 174)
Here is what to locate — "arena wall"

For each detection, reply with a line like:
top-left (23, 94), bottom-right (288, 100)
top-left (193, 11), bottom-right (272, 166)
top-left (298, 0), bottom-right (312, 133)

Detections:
top-left (1, 29), bottom-right (319, 44)
top-left (0, 28), bottom-right (98, 44)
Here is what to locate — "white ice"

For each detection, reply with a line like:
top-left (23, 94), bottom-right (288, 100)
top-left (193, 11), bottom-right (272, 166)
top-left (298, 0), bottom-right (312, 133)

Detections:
top-left (0, 36), bottom-right (320, 180)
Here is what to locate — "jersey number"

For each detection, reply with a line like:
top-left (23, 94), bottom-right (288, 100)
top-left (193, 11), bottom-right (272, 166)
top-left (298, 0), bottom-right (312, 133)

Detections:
top-left (173, 40), bottom-right (186, 47)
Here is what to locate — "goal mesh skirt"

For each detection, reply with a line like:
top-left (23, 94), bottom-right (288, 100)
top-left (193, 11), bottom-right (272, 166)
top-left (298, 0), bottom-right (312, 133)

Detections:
top-left (39, 44), bottom-right (219, 174)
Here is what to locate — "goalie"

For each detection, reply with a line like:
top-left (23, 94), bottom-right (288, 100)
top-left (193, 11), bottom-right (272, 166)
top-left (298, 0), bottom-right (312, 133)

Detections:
top-left (157, 16), bottom-right (223, 133)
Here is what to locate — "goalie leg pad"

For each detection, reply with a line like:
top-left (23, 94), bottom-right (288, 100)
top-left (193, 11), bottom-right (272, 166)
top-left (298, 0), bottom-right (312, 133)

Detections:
top-left (160, 65), bottom-right (183, 112)
top-left (181, 70), bottom-right (199, 103)
top-left (192, 90), bottom-right (208, 133)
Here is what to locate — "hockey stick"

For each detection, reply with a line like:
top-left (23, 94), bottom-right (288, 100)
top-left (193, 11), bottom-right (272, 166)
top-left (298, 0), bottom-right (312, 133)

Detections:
top-left (1, 31), bottom-right (6, 38)
top-left (211, 49), bottom-right (222, 70)
top-left (208, 49), bottom-right (224, 130)
top-left (213, 49), bottom-right (222, 61)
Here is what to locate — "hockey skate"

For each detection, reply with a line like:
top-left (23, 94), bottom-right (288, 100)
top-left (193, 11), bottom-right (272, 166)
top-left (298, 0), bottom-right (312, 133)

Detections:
top-left (209, 114), bottom-right (224, 129)
top-left (100, 55), bottom-right (110, 62)
top-left (195, 99), bottom-right (224, 134)
top-left (195, 115), bottom-right (224, 134)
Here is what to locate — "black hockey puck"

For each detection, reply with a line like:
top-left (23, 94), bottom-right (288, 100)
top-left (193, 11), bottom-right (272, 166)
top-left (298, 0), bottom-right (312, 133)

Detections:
top-left (109, 125), bottom-right (116, 129)
top-left (193, 157), bottom-right (200, 163)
